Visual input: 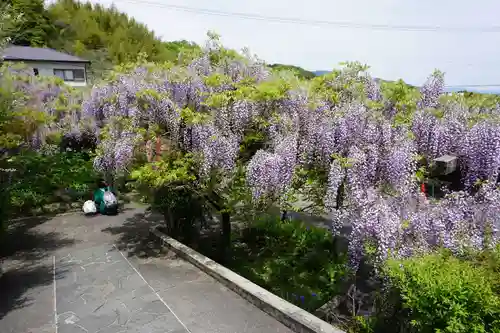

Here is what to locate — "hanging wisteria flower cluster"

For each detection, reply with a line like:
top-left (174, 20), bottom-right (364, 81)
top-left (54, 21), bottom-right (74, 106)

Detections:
top-left (79, 41), bottom-right (500, 271)
top-left (0, 63), bottom-right (84, 150)
top-left (336, 184), bottom-right (500, 268)
top-left (82, 39), bottom-right (271, 176)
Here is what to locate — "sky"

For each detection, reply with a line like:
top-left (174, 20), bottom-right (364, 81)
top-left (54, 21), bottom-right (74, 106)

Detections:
top-left (73, 0), bottom-right (500, 91)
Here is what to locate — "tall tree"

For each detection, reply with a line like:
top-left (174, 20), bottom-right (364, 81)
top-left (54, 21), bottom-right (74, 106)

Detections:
top-left (6, 0), bottom-right (55, 46)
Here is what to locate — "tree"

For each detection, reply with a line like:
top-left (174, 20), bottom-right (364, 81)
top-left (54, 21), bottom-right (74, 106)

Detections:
top-left (269, 63), bottom-right (316, 79)
top-left (83, 34), bottom-right (275, 261)
top-left (5, 0), bottom-right (55, 47)
top-left (47, 0), bottom-right (199, 65)
top-left (0, 3), bottom-right (21, 49)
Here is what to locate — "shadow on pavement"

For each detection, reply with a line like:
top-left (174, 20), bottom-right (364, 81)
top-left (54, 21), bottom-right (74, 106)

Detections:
top-left (0, 216), bottom-right (75, 320)
top-left (0, 263), bottom-right (68, 321)
top-left (0, 215), bottom-right (74, 320)
top-left (6, 216), bottom-right (53, 230)
top-left (0, 216), bottom-right (76, 261)
top-left (0, 264), bottom-right (52, 320)
top-left (102, 210), bottom-right (167, 258)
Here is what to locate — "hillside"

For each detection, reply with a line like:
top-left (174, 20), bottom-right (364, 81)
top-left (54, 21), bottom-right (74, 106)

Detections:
top-left (269, 63), bottom-right (316, 79)
top-left (3, 0), bottom-right (498, 98)
top-left (3, 0), bottom-right (200, 79)
top-left (3, 0), bottom-right (315, 82)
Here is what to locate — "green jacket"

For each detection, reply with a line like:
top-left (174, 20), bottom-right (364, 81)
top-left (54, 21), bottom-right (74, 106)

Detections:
top-left (93, 186), bottom-right (115, 214)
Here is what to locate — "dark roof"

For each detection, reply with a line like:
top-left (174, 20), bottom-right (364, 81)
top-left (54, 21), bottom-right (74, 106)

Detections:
top-left (2, 46), bottom-right (90, 63)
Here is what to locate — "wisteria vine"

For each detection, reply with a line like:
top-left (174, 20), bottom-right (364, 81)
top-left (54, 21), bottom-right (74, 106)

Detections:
top-left (78, 44), bottom-right (500, 271)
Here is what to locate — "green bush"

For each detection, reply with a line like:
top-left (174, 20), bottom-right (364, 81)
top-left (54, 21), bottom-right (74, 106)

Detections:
top-left (6, 151), bottom-right (97, 214)
top-left (227, 216), bottom-right (348, 312)
top-left (378, 251), bottom-right (500, 333)
top-left (0, 168), bottom-right (13, 235)
top-left (130, 156), bottom-right (207, 241)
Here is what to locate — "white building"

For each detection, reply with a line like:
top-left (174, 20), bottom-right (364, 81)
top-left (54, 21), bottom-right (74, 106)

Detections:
top-left (2, 46), bottom-right (90, 87)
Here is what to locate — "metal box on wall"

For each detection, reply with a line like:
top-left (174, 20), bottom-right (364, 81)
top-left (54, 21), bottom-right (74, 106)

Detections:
top-left (433, 155), bottom-right (457, 176)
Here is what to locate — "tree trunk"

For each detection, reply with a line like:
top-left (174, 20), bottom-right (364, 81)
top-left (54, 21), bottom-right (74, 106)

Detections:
top-left (104, 171), bottom-right (114, 189)
top-left (155, 136), bottom-right (162, 162)
top-left (204, 190), bottom-right (232, 263)
top-left (220, 211), bottom-right (231, 264)
top-left (164, 206), bottom-right (175, 236)
top-left (336, 180), bottom-right (345, 209)
top-left (146, 139), bottom-right (153, 163)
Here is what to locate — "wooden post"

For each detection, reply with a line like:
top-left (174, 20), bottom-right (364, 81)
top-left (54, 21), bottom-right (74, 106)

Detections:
top-left (155, 136), bottom-right (161, 162)
top-left (146, 139), bottom-right (153, 163)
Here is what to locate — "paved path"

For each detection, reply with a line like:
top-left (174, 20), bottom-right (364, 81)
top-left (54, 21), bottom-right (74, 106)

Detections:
top-left (0, 204), bottom-right (293, 333)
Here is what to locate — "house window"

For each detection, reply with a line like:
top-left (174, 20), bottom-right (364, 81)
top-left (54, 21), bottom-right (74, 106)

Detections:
top-left (33, 68), bottom-right (39, 76)
top-left (53, 69), bottom-right (85, 82)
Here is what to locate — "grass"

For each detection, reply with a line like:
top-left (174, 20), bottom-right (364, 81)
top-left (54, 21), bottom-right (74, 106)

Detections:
top-left (224, 216), bottom-right (348, 312)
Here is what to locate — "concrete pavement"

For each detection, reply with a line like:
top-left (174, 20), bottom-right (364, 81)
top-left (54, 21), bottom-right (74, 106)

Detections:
top-left (0, 204), bottom-right (293, 333)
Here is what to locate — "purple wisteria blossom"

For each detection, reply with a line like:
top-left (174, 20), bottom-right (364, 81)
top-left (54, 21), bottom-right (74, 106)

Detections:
top-left (79, 47), bottom-right (500, 276)
top-left (418, 70), bottom-right (445, 109)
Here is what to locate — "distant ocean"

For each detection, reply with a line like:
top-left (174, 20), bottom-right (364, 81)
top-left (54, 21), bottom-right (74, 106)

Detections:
top-left (443, 87), bottom-right (500, 94)
top-left (313, 70), bottom-right (330, 76)
top-left (313, 71), bottom-right (500, 95)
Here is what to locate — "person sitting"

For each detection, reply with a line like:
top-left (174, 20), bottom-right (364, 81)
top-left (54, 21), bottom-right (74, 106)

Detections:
top-left (93, 179), bottom-right (118, 215)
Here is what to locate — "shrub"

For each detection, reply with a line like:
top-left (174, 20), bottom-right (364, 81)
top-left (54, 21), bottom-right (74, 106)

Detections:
top-left (6, 151), bottom-right (97, 214)
top-left (228, 216), bottom-right (348, 312)
top-left (130, 155), bottom-right (207, 241)
top-left (377, 251), bottom-right (500, 333)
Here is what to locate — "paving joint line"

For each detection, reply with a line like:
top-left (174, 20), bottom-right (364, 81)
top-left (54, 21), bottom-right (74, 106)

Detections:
top-left (53, 256), bottom-right (58, 333)
top-left (113, 244), bottom-right (192, 333)
top-left (150, 226), bottom-right (345, 333)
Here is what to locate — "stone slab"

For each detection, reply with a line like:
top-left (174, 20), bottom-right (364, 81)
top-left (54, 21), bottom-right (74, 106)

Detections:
top-left (150, 226), bottom-right (345, 333)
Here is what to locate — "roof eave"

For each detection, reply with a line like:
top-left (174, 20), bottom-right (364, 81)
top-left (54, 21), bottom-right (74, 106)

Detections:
top-left (3, 58), bottom-right (91, 64)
